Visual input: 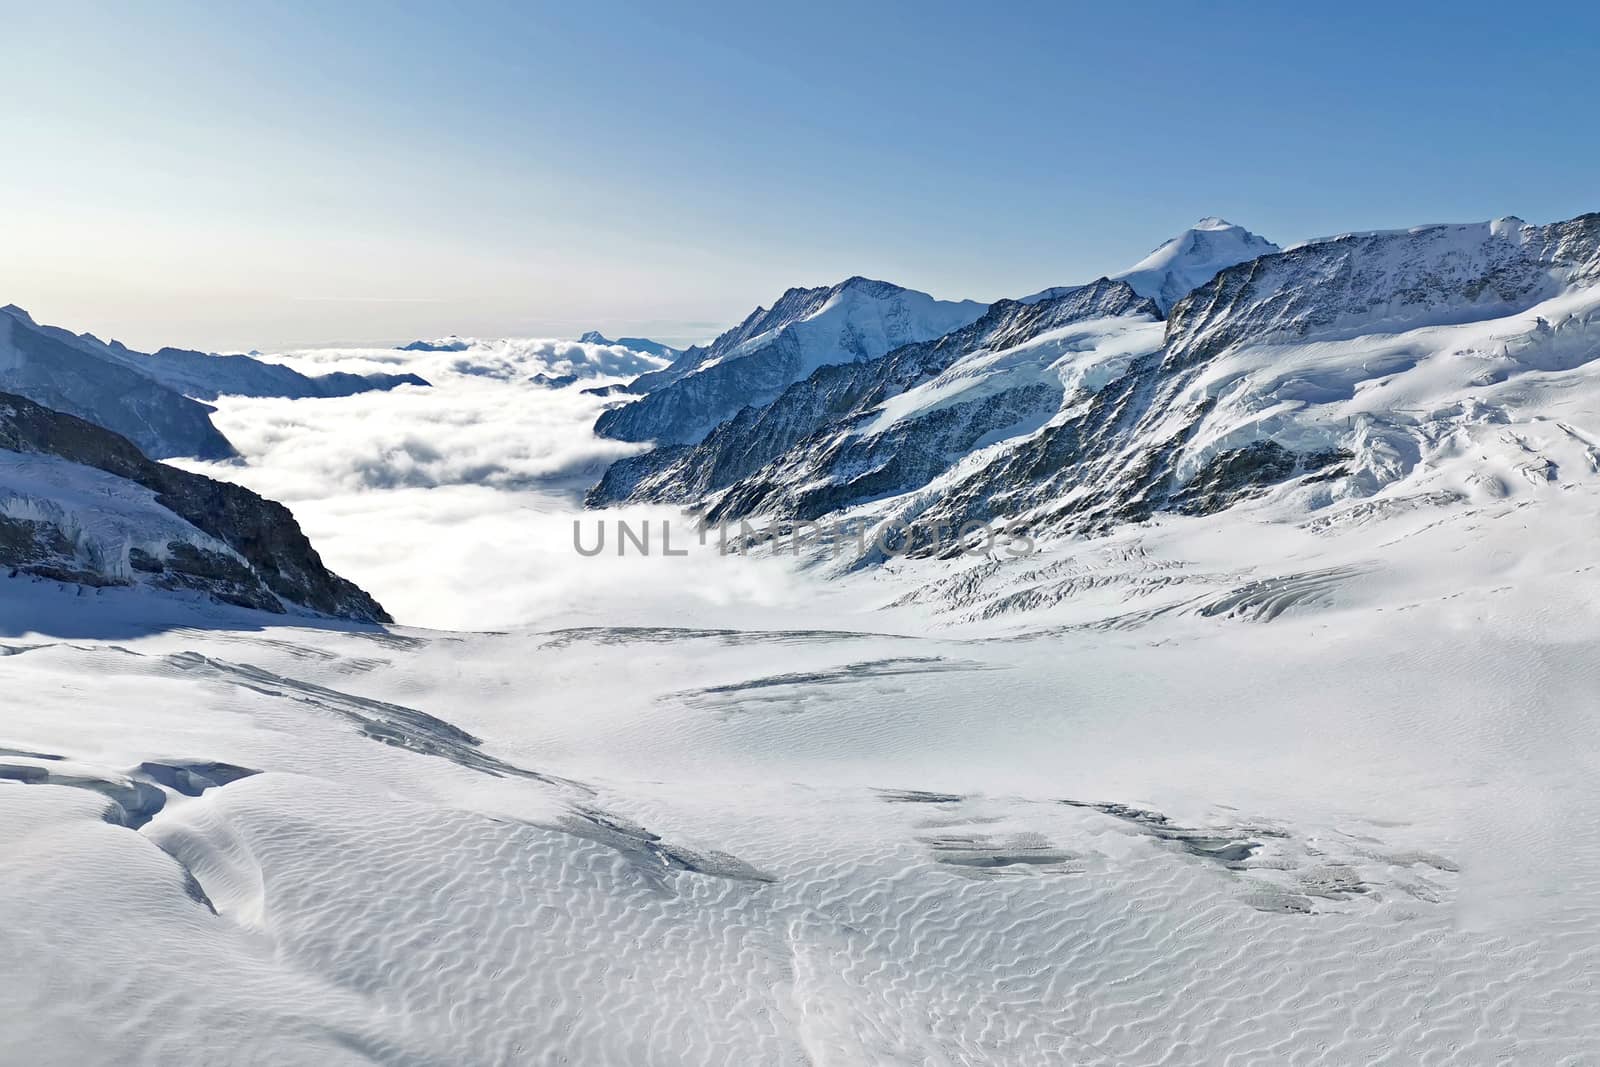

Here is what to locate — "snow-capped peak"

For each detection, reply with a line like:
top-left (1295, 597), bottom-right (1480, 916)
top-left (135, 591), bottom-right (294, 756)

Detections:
top-left (1115, 219), bottom-right (1280, 313)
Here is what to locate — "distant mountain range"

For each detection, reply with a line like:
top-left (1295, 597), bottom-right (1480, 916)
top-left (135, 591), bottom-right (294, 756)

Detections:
top-left (1, 305), bottom-right (426, 459)
top-left (400, 332), bottom-right (681, 363)
top-left (396, 334), bottom-right (671, 385)
top-left (578, 331), bottom-right (683, 361)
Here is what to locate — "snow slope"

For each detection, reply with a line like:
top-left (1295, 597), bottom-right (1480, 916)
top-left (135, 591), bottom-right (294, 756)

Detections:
top-left (4, 447), bottom-right (1600, 1062)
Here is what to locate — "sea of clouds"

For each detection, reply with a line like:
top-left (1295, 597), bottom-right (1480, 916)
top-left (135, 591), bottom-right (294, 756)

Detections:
top-left (174, 338), bottom-right (815, 631)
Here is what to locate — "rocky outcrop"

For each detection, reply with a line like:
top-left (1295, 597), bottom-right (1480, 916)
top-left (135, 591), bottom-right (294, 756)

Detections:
top-left (0, 391), bottom-right (389, 621)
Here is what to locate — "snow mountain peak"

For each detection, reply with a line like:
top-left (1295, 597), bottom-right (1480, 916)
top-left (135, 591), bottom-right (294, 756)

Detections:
top-left (594, 277), bottom-right (987, 446)
top-left (1116, 220), bottom-right (1280, 313)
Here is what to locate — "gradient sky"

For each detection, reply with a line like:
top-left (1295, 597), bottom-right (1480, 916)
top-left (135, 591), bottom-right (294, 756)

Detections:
top-left (1, 0), bottom-right (1594, 352)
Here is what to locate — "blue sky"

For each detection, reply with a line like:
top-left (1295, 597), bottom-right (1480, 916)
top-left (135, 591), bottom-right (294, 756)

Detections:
top-left (1, 0), bottom-right (1594, 351)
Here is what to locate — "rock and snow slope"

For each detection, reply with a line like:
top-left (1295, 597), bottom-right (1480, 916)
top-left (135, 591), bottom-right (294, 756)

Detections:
top-left (1, 305), bottom-right (236, 460)
top-left (588, 279), bottom-right (1159, 509)
top-left (590, 213), bottom-right (1600, 565)
top-left (104, 344), bottom-right (428, 402)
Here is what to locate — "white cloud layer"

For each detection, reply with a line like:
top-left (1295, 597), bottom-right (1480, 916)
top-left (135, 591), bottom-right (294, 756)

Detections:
top-left (175, 340), bottom-right (816, 630)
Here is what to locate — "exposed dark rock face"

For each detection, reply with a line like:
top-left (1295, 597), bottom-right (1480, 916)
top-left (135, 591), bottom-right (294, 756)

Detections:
top-left (1172, 442), bottom-right (1351, 515)
top-left (0, 514), bottom-right (115, 587)
top-left (842, 363), bottom-right (1347, 564)
top-left (0, 391), bottom-right (390, 621)
top-left (530, 373), bottom-right (580, 388)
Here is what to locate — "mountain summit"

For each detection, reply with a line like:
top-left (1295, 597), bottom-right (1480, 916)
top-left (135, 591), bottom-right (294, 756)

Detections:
top-left (1113, 218), bottom-right (1280, 312)
top-left (593, 277), bottom-right (987, 446)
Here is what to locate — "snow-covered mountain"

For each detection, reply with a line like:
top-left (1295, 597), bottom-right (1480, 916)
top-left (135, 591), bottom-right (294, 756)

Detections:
top-left (578, 330), bottom-right (683, 360)
top-left (1114, 217), bottom-right (1279, 312)
top-left (853, 212), bottom-right (1600, 556)
top-left (589, 222), bottom-right (1270, 504)
top-left (589, 212), bottom-right (1600, 566)
top-left (0, 390), bottom-right (388, 620)
top-left (593, 277), bottom-right (989, 446)
top-left (1021, 218), bottom-right (1278, 313)
top-left (1166, 215), bottom-right (1600, 365)
top-left (1, 305), bottom-right (426, 458)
